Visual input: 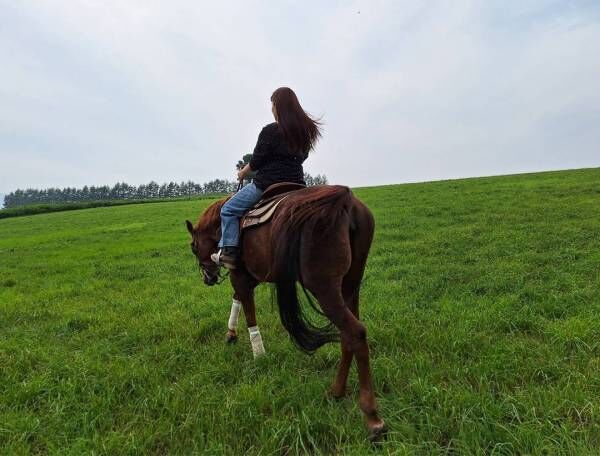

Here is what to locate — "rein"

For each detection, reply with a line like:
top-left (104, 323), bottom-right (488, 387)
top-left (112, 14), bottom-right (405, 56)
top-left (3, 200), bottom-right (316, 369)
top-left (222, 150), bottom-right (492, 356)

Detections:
top-left (213, 266), bottom-right (230, 284)
top-left (199, 261), bottom-right (230, 284)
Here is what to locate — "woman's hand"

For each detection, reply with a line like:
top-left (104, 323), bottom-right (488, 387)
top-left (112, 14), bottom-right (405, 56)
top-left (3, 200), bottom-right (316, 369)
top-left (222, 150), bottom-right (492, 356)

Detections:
top-left (237, 163), bottom-right (252, 182)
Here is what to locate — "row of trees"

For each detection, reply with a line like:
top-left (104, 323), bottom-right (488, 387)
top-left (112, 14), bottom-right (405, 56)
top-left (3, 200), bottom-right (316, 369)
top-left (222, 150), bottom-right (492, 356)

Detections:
top-left (3, 173), bottom-right (328, 209)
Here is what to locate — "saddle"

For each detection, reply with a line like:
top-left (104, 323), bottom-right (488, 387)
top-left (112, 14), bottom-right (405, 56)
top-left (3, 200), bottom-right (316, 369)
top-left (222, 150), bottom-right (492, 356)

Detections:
top-left (241, 182), bottom-right (305, 230)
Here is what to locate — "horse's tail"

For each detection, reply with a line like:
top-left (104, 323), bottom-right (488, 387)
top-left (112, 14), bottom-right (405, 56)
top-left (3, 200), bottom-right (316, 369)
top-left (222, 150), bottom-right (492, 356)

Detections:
top-left (272, 185), bottom-right (353, 353)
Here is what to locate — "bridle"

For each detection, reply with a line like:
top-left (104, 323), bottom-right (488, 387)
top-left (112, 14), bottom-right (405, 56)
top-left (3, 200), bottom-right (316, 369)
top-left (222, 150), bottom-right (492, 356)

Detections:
top-left (199, 258), bottom-right (230, 285)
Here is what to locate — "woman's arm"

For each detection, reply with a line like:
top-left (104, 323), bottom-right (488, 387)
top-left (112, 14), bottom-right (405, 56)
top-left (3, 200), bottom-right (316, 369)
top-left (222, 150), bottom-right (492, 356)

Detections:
top-left (237, 163), bottom-right (253, 181)
top-left (247, 125), bottom-right (274, 173)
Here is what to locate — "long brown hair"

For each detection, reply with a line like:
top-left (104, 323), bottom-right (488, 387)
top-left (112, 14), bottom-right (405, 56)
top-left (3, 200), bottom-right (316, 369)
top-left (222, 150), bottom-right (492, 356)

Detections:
top-left (270, 87), bottom-right (322, 154)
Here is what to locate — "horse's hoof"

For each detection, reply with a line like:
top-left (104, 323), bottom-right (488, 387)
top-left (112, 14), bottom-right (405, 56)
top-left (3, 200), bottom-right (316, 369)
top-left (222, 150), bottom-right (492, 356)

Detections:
top-left (368, 421), bottom-right (388, 443)
top-left (225, 333), bottom-right (238, 344)
top-left (328, 386), bottom-right (347, 400)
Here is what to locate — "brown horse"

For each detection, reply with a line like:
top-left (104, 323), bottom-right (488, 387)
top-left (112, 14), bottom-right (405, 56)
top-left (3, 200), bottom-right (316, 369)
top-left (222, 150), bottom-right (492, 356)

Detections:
top-left (185, 185), bottom-right (386, 440)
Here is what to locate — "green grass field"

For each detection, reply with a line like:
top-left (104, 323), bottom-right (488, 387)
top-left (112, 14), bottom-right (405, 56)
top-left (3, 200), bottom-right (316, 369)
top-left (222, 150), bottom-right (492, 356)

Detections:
top-left (1, 168), bottom-right (599, 454)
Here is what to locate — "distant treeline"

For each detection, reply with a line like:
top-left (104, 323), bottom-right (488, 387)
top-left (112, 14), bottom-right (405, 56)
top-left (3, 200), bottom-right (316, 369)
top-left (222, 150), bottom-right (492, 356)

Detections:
top-left (0, 199), bottom-right (188, 220)
top-left (3, 173), bottom-right (328, 209)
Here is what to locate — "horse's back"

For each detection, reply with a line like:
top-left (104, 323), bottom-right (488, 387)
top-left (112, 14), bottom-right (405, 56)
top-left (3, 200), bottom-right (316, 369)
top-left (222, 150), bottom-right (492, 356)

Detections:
top-left (242, 185), bottom-right (372, 283)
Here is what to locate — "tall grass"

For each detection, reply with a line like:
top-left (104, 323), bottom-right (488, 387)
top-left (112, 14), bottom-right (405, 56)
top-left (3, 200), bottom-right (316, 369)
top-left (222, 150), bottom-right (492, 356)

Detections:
top-left (1, 168), bottom-right (598, 454)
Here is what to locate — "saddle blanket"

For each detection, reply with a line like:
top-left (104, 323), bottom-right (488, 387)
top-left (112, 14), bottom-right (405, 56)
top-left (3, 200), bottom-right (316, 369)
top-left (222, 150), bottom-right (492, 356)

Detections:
top-left (240, 194), bottom-right (290, 229)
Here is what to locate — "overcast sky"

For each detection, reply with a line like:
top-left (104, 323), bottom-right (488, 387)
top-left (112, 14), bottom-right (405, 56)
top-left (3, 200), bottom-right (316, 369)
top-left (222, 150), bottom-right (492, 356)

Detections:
top-left (1, 1), bottom-right (599, 193)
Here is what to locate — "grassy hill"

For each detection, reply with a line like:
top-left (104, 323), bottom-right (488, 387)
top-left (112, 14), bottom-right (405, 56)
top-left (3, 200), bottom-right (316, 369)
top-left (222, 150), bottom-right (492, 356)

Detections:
top-left (1, 168), bottom-right (598, 454)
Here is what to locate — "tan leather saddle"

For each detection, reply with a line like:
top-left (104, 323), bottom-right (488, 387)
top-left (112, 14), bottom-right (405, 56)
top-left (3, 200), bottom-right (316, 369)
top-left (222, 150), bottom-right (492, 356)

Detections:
top-left (241, 182), bottom-right (305, 230)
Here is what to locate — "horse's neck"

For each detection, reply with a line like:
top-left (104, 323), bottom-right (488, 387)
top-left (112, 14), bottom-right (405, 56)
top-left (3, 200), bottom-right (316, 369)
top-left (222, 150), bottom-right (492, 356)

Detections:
top-left (204, 214), bottom-right (222, 239)
top-left (212, 218), bottom-right (221, 238)
top-left (200, 199), bottom-right (226, 238)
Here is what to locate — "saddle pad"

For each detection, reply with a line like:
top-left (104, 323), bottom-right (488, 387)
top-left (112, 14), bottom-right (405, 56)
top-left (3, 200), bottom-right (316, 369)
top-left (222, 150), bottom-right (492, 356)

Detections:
top-left (241, 195), bottom-right (290, 230)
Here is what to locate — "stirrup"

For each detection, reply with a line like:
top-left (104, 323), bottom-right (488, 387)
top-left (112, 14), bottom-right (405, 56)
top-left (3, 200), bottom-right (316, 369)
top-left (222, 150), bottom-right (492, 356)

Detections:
top-left (211, 249), bottom-right (238, 270)
top-left (210, 249), bottom-right (223, 266)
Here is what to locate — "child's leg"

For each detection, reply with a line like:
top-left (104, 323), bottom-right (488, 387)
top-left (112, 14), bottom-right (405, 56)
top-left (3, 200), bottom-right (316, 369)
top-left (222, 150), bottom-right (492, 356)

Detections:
top-left (219, 183), bottom-right (264, 248)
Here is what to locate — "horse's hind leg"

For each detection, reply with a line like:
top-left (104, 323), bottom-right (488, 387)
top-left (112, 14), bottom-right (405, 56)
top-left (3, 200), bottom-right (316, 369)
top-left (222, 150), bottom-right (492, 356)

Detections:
top-left (330, 286), bottom-right (359, 398)
top-left (330, 334), bottom-right (353, 398)
top-left (313, 286), bottom-right (386, 441)
top-left (331, 202), bottom-right (373, 399)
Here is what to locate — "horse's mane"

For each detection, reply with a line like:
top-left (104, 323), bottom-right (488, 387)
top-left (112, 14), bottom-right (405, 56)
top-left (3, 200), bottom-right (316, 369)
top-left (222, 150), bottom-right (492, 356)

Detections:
top-left (195, 198), bottom-right (227, 232)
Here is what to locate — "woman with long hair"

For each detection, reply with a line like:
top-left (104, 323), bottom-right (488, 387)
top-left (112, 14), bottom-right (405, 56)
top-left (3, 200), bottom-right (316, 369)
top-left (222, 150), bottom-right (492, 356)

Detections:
top-left (211, 87), bottom-right (322, 269)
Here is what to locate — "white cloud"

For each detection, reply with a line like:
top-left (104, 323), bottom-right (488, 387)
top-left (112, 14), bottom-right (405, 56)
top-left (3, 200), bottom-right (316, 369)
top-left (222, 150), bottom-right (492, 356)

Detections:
top-left (0, 0), bottom-right (598, 192)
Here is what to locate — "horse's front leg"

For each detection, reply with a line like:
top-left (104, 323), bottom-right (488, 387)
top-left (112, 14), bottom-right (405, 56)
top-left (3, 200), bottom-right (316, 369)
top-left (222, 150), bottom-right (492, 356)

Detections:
top-left (240, 290), bottom-right (266, 358)
top-left (225, 296), bottom-right (242, 344)
top-left (229, 272), bottom-right (265, 358)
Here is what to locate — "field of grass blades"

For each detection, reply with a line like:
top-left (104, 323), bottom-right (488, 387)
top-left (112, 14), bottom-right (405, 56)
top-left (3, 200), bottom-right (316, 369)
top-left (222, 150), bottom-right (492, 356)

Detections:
top-left (1, 168), bottom-right (598, 454)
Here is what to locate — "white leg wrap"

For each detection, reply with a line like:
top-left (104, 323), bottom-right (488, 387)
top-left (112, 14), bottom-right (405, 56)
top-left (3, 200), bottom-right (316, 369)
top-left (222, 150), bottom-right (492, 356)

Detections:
top-left (228, 299), bottom-right (242, 331)
top-left (248, 325), bottom-right (265, 358)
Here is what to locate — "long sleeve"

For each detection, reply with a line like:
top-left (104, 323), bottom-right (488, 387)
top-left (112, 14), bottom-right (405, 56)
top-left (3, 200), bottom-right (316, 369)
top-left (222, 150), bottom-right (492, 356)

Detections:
top-left (248, 122), bottom-right (306, 190)
top-left (249, 126), bottom-right (273, 171)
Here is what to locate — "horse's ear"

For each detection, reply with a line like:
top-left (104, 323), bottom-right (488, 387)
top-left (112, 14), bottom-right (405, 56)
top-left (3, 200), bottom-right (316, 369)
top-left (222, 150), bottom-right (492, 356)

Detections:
top-left (185, 220), bottom-right (194, 235)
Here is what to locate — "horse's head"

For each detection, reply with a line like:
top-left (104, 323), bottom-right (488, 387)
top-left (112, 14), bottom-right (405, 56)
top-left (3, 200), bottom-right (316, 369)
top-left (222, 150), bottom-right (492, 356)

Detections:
top-left (185, 200), bottom-right (225, 286)
top-left (186, 219), bottom-right (220, 285)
